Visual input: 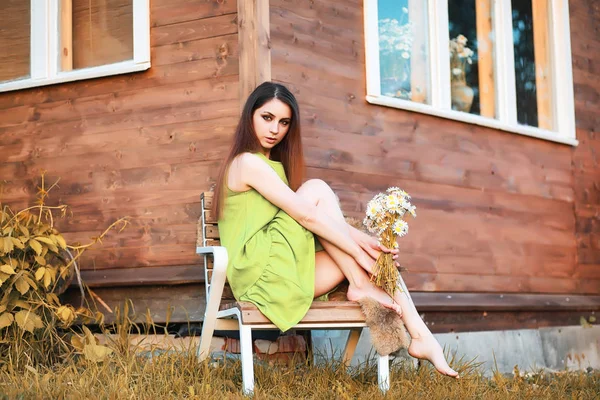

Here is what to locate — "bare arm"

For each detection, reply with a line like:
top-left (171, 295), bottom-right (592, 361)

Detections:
top-left (347, 222), bottom-right (400, 267)
top-left (236, 153), bottom-right (362, 260)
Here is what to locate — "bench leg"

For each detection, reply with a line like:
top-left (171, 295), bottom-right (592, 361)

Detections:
top-left (342, 328), bottom-right (362, 367)
top-left (239, 324), bottom-right (255, 395)
top-left (377, 354), bottom-right (390, 393)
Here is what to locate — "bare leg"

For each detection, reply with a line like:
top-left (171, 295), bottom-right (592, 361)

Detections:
top-left (299, 179), bottom-right (458, 378)
top-left (393, 289), bottom-right (458, 377)
top-left (313, 250), bottom-right (345, 297)
top-left (298, 180), bottom-right (402, 313)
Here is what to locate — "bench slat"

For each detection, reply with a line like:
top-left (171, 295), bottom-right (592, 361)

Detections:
top-left (204, 239), bottom-right (220, 246)
top-left (205, 224), bottom-right (220, 239)
top-left (204, 210), bottom-right (217, 224)
top-left (202, 192), bottom-right (214, 209)
top-left (225, 301), bottom-right (365, 324)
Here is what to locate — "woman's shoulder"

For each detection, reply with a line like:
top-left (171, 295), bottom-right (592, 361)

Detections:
top-left (233, 152), bottom-right (277, 169)
top-left (233, 152), bottom-right (262, 164)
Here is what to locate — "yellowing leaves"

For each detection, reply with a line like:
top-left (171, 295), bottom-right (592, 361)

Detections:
top-left (15, 276), bottom-right (30, 295)
top-left (0, 264), bottom-right (16, 275)
top-left (28, 238), bottom-right (42, 256)
top-left (42, 267), bottom-right (56, 289)
top-left (0, 312), bottom-right (14, 329)
top-left (35, 267), bottom-right (46, 281)
top-left (34, 236), bottom-right (59, 253)
top-left (0, 237), bottom-right (14, 254)
top-left (10, 237), bottom-right (24, 250)
top-left (14, 310), bottom-right (44, 333)
top-left (56, 305), bottom-right (75, 326)
top-left (51, 234), bottom-right (67, 250)
top-left (72, 326), bottom-right (113, 362)
top-left (19, 225), bottom-right (29, 238)
top-left (34, 267), bottom-right (54, 289)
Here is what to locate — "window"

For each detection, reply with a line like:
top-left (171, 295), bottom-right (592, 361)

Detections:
top-left (364, 0), bottom-right (577, 145)
top-left (0, 0), bottom-right (150, 93)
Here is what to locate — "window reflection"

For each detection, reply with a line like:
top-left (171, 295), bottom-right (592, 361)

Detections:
top-left (0, 0), bottom-right (30, 82)
top-left (512, 0), bottom-right (554, 129)
top-left (448, 0), bottom-right (496, 118)
top-left (378, 0), bottom-right (430, 104)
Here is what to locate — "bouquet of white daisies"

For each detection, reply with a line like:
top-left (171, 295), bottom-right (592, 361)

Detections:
top-left (363, 187), bottom-right (416, 296)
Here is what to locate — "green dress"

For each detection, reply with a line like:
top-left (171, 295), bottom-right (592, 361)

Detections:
top-left (218, 153), bottom-right (316, 332)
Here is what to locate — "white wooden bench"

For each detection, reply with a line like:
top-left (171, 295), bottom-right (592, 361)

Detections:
top-left (195, 191), bottom-right (411, 395)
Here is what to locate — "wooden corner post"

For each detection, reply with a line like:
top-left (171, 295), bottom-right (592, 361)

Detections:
top-left (238, 0), bottom-right (272, 111)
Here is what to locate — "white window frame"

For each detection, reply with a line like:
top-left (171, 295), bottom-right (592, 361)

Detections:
top-left (0, 0), bottom-right (150, 93)
top-left (364, 0), bottom-right (578, 146)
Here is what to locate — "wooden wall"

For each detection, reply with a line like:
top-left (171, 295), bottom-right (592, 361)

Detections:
top-left (0, 0), bottom-right (598, 318)
top-left (0, 0), bottom-right (239, 282)
top-left (270, 0), bottom-right (600, 294)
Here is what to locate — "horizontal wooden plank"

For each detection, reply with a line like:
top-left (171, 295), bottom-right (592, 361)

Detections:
top-left (0, 75), bottom-right (239, 131)
top-left (308, 167), bottom-right (573, 219)
top-left (574, 264), bottom-right (600, 279)
top-left (76, 244), bottom-right (199, 269)
top-left (152, 13), bottom-right (237, 47)
top-left (62, 284), bottom-right (600, 329)
top-left (153, 33), bottom-right (239, 67)
top-left (56, 202), bottom-right (202, 233)
top-left (421, 310), bottom-right (599, 334)
top-left (0, 159), bottom-right (224, 208)
top-left (232, 301), bottom-right (366, 324)
top-left (578, 248), bottom-right (600, 264)
top-left (302, 135), bottom-right (574, 202)
top-left (412, 292), bottom-right (600, 312)
top-left (77, 265), bottom-right (204, 287)
top-left (272, 0), bottom-right (361, 36)
top-left (404, 272), bottom-right (599, 295)
top-left (151, 0), bottom-right (237, 27)
top-left (1, 117), bottom-right (237, 170)
top-left (0, 37), bottom-right (238, 112)
top-left (61, 283), bottom-right (206, 324)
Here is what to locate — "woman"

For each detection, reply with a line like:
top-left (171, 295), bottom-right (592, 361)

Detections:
top-left (214, 82), bottom-right (458, 378)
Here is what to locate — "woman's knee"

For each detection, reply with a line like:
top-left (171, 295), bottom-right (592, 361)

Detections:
top-left (300, 179), bottom-right (334, 197)
top-left (297, 179), bottom-right (336, 204)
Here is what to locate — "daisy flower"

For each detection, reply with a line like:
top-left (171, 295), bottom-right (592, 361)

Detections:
top-left (366, 199), bottom-right (382, 218)
top-left (393, 220), bottom-right (409, 237)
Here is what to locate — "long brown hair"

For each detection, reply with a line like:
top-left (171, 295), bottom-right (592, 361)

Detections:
top-left (212, 82), bottom-right (305, 219)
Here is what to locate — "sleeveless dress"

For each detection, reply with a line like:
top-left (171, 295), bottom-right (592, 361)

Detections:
top-left (218, 153), bottom-right (316, 332)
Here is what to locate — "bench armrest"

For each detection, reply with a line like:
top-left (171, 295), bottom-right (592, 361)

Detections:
top-left (196, 246), bottom-right (221, 255)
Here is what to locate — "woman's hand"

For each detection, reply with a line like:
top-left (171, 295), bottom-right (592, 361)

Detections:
top-left (356, 233), bottom-right (400, 268)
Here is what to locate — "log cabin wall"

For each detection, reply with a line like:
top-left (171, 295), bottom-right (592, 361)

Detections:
top-left (0, 0), bottom-right (239, 284)
top-left (570, 0), bottom-right (600, 295)
top-left (0, 0), bottom-right (597, 326)
top-left (270, 0), bottom-right (600, 295)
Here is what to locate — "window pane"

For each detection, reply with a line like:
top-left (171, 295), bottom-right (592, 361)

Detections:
top-left (0, 0), bottom-right (30, 82)
top-left (61, 0), bottom-right (134, 72)
top-left (378, 0), bottom-right (430, 104)
top-left (448, 0), bottom-right (496, 118)
top-left (512, 0), bottom-right (554, 129)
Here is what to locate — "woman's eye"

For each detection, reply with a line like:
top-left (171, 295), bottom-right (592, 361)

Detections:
top-left (281, 121), bottom-right (289, 126)
top-left (262, 115), bottom-right (272, 121)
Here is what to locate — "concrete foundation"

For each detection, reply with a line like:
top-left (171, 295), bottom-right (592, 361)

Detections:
top-left (311, 325), bottom-right (600, 375)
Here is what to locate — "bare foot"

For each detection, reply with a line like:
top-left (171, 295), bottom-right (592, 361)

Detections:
top-left (408, 334), bottom-right (459, 378)
top-left (347, 284), bottom-right (402, 317)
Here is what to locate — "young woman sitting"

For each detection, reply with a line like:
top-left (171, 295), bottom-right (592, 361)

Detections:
top-left (213, 82), bottom-right (459, 378)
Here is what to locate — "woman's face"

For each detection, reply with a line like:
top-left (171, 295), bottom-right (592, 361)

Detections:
top-left (252, 98), bottom-right (292, 157)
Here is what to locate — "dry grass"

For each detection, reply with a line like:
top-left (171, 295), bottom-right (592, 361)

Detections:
top-left (1, 330), bottom-right (598, 400)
